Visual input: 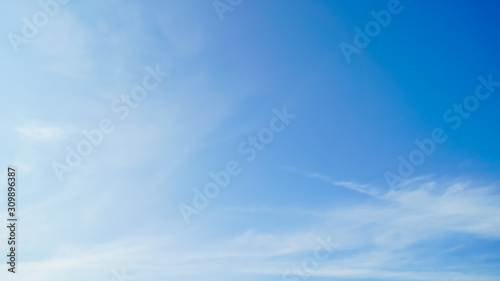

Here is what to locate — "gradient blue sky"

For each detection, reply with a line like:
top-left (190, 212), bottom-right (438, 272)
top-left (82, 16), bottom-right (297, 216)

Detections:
top-left (1, 0), bottom-right (500, 280)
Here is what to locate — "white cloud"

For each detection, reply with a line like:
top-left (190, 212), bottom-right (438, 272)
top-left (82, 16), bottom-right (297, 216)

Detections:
top-left (17, 126), bottom-right (64, 140)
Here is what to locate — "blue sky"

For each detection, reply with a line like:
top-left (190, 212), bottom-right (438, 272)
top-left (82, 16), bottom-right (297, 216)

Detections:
top-left (1, 0), bottom-right (500, 280)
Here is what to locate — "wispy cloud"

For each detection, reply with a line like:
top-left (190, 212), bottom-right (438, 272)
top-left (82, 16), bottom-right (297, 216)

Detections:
top-left (17, 126), bottom-right (64, 141)
top-left (283, 166), bottom-right (379, 196)
top-left (206, 173), bottom-right (500, 280)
